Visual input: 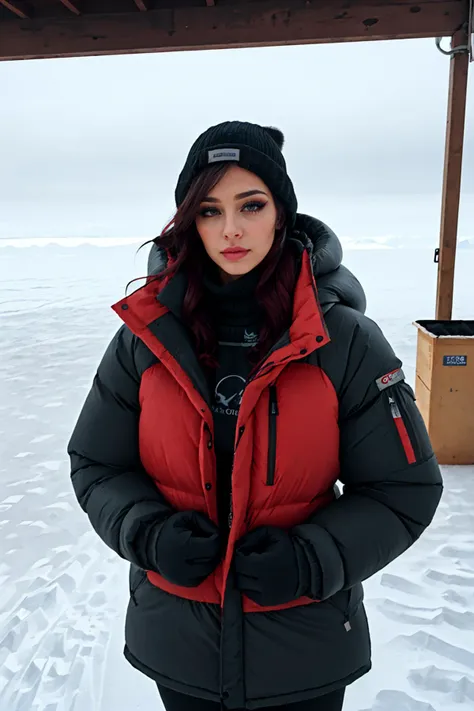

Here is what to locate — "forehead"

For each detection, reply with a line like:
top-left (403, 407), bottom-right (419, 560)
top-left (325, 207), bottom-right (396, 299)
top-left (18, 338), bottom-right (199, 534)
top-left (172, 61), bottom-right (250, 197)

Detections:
top-left (208, 165), bottom-right (269, 197)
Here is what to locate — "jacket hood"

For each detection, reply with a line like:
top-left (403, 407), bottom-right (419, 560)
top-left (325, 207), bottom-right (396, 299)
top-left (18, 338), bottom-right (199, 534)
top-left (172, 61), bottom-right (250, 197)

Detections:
top-left (147, 213), bottom-right (366, 315)
top-left (290, 214), bottom-right (366, 314)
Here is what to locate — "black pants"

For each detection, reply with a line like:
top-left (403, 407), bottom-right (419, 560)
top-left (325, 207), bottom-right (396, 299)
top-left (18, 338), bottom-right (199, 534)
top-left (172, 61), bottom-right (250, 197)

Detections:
top-left (157, 685), bottom-right (345, 711)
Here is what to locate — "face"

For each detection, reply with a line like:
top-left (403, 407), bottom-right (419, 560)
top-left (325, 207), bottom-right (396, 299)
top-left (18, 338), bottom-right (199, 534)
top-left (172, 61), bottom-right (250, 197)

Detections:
top-left (195, 165), bottom-right (280, 282)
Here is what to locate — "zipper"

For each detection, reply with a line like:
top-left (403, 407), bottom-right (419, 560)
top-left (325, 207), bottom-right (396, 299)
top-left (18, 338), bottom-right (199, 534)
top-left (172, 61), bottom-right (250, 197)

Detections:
top-left (266, 385), bottom-right (279, 486)
top-left (130, 570), bottom-right (147, 606)
top-left (387, 390), bottom-right (416, 464)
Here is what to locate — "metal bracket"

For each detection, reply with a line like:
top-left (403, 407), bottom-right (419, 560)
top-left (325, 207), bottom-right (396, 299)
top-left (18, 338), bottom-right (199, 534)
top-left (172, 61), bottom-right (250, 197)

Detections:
top-left (434, 248), bottom-right (440, 264)
top-left (435, 36), bottom-right (469, 57)
top-left (437, 10), bottom-right (474, 61)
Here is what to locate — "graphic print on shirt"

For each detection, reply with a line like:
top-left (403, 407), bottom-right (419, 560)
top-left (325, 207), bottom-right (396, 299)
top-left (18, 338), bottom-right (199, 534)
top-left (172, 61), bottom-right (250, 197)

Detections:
top-left (213, 374), bottom-right (246, 416)
top-left (243, 330), bottom-right (258, 347)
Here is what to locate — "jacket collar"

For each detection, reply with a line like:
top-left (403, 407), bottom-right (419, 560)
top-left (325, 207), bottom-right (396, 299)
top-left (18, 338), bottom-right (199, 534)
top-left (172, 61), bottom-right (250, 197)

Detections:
top-left (111, 214), bottom-right (364, 413)
top-left (147, 214), bottom-right (367, 315)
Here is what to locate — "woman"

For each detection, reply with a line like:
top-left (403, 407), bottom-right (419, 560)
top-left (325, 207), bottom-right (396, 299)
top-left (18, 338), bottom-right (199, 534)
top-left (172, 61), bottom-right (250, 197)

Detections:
top-left (68, 121), bottom-right (443, 711)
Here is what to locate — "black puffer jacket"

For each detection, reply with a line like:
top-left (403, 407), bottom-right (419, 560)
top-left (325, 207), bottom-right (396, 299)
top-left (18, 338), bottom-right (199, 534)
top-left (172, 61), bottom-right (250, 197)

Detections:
top-left (69, 216), bottom-right (443, 708)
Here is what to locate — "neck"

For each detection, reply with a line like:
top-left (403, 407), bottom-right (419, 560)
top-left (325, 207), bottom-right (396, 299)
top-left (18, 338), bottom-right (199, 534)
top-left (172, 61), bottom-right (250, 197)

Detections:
top-left (203, 266), bottom-right (261, 327)
top-left (218, 269), bottom-right (242, 285)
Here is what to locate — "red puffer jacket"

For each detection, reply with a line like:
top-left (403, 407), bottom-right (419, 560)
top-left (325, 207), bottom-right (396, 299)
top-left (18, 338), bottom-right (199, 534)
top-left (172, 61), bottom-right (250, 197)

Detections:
top-left (114, 246), bottom-right (336, 613)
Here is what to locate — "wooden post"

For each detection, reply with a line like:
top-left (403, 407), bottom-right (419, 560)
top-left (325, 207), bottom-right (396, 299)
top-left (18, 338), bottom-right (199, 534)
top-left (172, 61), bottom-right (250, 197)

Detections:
top-left (436, 28), bottom-right (470, 321)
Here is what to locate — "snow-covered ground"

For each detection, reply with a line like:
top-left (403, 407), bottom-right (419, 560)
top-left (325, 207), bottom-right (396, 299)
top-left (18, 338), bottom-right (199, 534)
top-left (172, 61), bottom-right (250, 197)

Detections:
top-left (0, 243), bottom-right (473, 711)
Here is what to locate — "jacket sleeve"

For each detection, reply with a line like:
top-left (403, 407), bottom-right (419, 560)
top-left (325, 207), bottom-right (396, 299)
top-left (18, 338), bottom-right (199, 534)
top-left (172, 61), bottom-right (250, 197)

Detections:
top-left (68, 325), bottom-right (173, 571)
top-left (293, 313), bottom-right (443, 600)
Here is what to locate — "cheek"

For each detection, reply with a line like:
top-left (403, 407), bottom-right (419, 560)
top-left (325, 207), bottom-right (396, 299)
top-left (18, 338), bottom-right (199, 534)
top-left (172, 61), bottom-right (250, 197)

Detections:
top-left (196, 221), bottom-right (217, 252)
top-left (254, 214), bottom-right (277, 253)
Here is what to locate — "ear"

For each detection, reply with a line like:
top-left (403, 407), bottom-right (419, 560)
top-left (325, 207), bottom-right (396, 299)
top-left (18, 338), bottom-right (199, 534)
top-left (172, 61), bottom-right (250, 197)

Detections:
top-left (264, 127), bottom-right (285, 150)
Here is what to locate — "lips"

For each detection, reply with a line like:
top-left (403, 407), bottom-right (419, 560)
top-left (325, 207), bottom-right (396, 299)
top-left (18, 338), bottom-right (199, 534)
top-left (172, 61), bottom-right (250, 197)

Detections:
top-left (221, 248), bottom-right (250, 262)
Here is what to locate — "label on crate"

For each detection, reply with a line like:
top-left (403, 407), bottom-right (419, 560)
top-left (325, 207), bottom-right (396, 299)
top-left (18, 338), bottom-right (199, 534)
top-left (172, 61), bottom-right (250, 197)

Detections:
top-left (443, 355), bottom-right (468, 366)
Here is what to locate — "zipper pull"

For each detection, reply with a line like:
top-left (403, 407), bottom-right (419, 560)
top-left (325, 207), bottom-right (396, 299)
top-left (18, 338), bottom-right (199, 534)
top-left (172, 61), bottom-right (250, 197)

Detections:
top-left (388, 394), bottom-right (401, 419)
top-left (269, 385), bottom-right (279, 416)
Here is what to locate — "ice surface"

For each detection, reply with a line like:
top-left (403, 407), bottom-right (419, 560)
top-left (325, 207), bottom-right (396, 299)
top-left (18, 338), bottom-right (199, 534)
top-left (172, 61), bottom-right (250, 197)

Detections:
top-left (1, 243), bottom-right (473, 711)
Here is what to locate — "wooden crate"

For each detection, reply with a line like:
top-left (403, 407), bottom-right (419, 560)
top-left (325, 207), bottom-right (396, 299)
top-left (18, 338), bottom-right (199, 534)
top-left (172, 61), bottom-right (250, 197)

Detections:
top-left (413, 320), bottom-right (474, 465)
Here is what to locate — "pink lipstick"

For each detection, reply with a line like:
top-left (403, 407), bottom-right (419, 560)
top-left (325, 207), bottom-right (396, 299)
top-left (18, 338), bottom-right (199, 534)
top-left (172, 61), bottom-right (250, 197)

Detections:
top-left (221, 247), bottom-right (250, 262)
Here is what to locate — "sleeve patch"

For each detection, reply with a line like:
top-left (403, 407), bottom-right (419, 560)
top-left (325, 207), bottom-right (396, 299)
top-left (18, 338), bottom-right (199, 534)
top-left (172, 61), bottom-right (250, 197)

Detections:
top-left (376, 368), bottom-right (405, 391)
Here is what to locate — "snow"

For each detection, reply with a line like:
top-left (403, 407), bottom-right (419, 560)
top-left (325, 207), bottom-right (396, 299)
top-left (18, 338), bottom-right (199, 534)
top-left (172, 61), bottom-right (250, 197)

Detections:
top-left (0, 242), bottom-right (473, 711)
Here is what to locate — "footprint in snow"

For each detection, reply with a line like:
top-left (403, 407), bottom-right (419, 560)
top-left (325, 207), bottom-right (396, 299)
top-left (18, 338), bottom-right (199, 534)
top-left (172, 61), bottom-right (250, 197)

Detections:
top-left (424, 569), bottom-right (474, 587)
top-left (362, 689), bottom-right (437, 711)
top-left (394, 631), bottom-right (474, 670)
top-left (438, 544), bottom-right (474, 563)
top-left (408, 665), bottom-right (474, 703)
top-left (442, 590), bottom-right (469, 606)
top-left (380, 574), bottom-right (427, 596)
top-left (29, 435), bottom-right (54, 444)
top-left (376, 599), bottom-right (474, 630)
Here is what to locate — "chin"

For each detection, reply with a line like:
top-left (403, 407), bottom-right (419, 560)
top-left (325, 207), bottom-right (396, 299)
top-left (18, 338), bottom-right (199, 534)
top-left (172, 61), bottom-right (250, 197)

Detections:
top-left (223, 263), bottom-right (253, 274)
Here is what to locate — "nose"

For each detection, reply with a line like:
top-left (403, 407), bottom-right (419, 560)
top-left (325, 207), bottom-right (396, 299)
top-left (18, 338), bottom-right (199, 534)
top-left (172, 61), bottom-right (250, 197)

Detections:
top-left (223, 213), bottom-right (243, 241)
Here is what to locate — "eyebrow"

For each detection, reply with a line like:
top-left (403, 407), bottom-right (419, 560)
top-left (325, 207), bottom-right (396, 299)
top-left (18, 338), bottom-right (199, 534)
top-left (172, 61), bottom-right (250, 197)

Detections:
top-left (201, 189), bottom-right (268, 203)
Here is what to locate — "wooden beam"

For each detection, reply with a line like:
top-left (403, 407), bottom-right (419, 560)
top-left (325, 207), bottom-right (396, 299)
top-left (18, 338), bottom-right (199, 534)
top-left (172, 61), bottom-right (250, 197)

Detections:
top-left (0, 0), bottom-right (467, 61)
top-left (436, 27), bottom-right (470, 321)
top-left (58, 0), bottom-right (80, 15)
top-left (134, 0), bottom-right (149, 10)
top-left (0, 0), bottom-right (28, 19)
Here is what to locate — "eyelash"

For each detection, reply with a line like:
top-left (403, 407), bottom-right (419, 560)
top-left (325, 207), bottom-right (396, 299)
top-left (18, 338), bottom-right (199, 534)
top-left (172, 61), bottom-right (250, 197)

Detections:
top-left (199, 201), bottom-right (267, 218)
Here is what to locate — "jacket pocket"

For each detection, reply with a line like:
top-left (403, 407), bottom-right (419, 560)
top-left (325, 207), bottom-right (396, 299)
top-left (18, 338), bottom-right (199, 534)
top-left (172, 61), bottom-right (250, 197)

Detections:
top-left (266, 385), bottom-right (279, 486)
top-left (326, 584), bottom-right (363, 631)
top-left (130, 568), bottom-right (147, 606)
top-left (387, 384), bottom-right (421, 465)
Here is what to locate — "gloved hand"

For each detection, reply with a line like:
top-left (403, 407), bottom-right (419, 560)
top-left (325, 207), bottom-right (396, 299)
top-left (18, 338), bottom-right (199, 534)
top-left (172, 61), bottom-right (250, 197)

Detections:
top-left (234, 526), bottom-right (311, 607)
top-left (156, 511), bottom-right (222, 587)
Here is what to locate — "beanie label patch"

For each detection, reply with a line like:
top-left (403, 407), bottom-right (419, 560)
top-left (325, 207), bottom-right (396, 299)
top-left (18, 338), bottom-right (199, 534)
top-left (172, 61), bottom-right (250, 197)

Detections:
top-left (208, 148), bottom-right (240, 164)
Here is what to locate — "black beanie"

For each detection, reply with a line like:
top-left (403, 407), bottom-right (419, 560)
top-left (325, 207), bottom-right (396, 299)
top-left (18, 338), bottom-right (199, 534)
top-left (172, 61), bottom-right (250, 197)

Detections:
top-left (175, 121), bottom-right (298, 226)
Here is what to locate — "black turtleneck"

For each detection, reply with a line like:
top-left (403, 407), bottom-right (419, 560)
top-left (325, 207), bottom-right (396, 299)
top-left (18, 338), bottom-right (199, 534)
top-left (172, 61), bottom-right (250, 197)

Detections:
top-left (203, 268), bottom-right (261, 531)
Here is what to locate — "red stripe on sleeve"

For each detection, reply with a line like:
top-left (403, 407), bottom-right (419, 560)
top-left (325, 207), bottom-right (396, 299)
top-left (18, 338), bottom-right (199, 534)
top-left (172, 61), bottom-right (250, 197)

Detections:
top-left (394, 418), bottom-right (416, 465)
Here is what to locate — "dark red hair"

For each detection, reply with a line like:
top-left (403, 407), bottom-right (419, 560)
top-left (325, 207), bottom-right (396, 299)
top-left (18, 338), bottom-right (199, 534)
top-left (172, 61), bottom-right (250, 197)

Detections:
top-left (152, 163), bottom-right (297, 367)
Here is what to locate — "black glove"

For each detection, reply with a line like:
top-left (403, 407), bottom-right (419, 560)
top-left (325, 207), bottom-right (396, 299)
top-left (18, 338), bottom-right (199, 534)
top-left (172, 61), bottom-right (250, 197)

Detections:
top-left (156, 511), bottom-right (221, 587)
top-left (234, 526), bottom-right (312, 607)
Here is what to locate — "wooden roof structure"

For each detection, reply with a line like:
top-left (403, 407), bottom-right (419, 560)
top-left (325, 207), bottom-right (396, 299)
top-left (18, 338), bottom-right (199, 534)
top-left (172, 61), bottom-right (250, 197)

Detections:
top-left (0, 0), bottom-right (472, 320)
top-left (0, 0), bottom-right (470, 60)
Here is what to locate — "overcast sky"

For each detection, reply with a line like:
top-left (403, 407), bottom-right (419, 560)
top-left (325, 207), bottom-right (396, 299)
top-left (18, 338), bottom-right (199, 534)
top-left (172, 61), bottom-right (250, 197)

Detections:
top-left (0, 39), bottom-right (473, 243)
